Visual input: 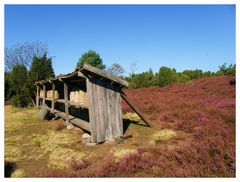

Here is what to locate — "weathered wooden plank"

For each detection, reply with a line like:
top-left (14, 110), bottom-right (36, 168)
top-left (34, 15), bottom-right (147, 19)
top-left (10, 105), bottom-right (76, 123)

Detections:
top-left (109, 84), bottom-right (117, 139)
top-left (45, 106), bottom-right (90, 131)
top-left (36, 85), bottom-right (39, 108)
top-left (43, 85), bottom-right (46, 106)
top-left (52, 99), bottom-right (88, 109)
top-left (77, 71), bottom-right (86, 78)
top-left (104, 82), bottom-right (123, 139)
top-left (64, 82), bottom-right (69, 124)
top-left (97, 79), bottom-right (108, 142)
top-left (105, 87), bottom-right (112, 140)
top-left (59, 71), bottom-right (78, 79)
top-left (121, 91), bottom-right (151, 127)
top-left (86, 78), bottom-right (97, 143)
top-left (94, 79), bottom-right (103, 142)
top-left (81, 64), bottom-right (129, 87)
top-left (70, 119), bottom-right (90, 132)
top-left (51, 83), bottom-right (55, 112)
top-left (116, 91), bottom-right (123, 135)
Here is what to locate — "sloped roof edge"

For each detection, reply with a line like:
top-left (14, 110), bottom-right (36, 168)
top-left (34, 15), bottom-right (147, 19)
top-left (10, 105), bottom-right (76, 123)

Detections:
top-left (35, 63), bottom-right (129, 87)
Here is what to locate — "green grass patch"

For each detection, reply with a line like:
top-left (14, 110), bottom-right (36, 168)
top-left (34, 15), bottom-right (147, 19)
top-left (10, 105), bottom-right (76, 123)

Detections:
top-left (123, 112), bottom-right (141, 121)
top-left (150, 129), bottom-right (177, 144)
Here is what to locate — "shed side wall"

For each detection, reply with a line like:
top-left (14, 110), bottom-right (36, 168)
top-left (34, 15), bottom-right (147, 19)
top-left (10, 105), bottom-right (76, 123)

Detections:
top-left (87, 77), bottom-right (123, 143)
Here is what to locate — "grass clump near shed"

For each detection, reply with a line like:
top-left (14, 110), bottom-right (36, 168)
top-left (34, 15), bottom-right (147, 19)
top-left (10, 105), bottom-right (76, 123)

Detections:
top-left (150, 129), bottom-right (176, 144)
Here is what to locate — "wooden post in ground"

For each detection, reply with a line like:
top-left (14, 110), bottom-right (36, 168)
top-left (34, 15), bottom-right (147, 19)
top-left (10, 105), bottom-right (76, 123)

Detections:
top-left (51, 83), bottom-right (55, 112)
top-left (36, 85), bottom-right (39, 108)
top-left (43, 85), bottom-right (46, 107)
top-left (64, 82), bottom-right (69, 124)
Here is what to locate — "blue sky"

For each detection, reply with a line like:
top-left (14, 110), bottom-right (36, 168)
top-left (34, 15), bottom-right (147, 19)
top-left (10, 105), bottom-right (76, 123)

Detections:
top-left (5, 5), bottom-right (235, 75)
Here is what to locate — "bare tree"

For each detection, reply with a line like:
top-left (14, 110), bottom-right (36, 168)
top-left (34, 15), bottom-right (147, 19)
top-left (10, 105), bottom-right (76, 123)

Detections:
top-left (105, 63), bottom-right (125, 76)
top-left (129, 61), bottom-right (137, 76)
top-left (5, 41), bottom-right (48, 72)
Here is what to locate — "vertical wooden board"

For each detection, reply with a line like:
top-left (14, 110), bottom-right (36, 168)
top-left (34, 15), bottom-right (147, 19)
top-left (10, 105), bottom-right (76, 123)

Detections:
top-left (105, 87), bottom-right (113, 140)
top-left (95, 79), bottom-right (107, 142)
top-left (98, 81), bottom-right (115, 142)
top-left (111, 86), bottom-right (119, 138)
top-left (89, 78), bottom-right (106, 142)
top-left (93, 81), bottom-right (102, 142)
top-left (51, 83), bottom-right (55, 112)
top-left (118, 93), bottom-right (123, 135)
top-left (64, 82), bottom-right (69, 124)
top-left (116, 92), bottom-right (123, 136)
top-left (43, 85), bottom-right (46, 106)
top-left (108, 85), bottom-right (118, 139)
top-left (86, 78), bottom-right (97, 143)
top-left (113, 92), bottom-right (119, 138)
top-left (95, 81), bottom-right (104, 141)
top-left (36, 85), bottom-right (39, 108)
top-left (100, 82), bottom-right (110, 141)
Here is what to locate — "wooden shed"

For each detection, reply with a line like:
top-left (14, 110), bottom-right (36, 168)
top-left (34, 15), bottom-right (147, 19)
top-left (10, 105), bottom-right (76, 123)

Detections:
top-left (35, 64), bottom-right (129, 143)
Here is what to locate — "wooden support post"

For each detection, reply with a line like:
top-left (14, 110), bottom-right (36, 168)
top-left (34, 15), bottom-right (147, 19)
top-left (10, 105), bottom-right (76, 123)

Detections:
top-left (43, 85), bottom-right (46, 107)
top-left (121, 91), bottom-right (151, 127)
top-left (36, 85), bottom-right (39, 108)
top-left (51, 83), bottom-right (55, 112)
top-left (64, 82), bottom-right (69, 124)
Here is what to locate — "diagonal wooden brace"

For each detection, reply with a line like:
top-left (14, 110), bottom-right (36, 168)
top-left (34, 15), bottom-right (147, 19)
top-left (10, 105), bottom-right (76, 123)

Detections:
top-left (121, 91), bottom-right (151, 127)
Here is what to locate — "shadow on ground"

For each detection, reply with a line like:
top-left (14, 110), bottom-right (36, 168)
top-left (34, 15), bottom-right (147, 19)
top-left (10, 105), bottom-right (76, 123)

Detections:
top-left (123, 118), bottom-right (149, 134)
top-left (5, 161), bottom-right (16, 177)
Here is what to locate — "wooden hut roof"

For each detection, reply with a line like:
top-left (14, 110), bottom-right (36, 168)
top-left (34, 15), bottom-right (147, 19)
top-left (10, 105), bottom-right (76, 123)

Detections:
top-left (35, 63), bottom-right (129, 87)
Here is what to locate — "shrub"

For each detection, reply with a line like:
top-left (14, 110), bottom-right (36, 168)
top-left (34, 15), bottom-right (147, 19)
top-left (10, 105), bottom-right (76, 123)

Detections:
top-left (216, 63), bottom-right (236, 76)
top-left (177, 73), bottom-right (190, 83)
top-left (158, 66), bottom-right (177, 87)
top-left (182, 69), bottom-right (203, 80)
top-left (128, 69), bottom-right (155, 88)
top-left (11, 94), bottom-right (28, 107)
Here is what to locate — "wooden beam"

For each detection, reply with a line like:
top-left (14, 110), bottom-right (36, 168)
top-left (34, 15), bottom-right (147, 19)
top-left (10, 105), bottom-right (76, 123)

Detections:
top-left (81, 64), bottom-right (129, 87)
top-left (70, 119), bottom-right (90, 132)
top-left (121, 91), bottom-right (151, 127)
top-left (64, 82), bottom-right (69, 124)
top-left (78, 71), bottom-right (86, 78)
top-left (43, 85), bottom-right (46, 106)
top-left (67, 78), bottom-right (86, 83)
top-left (44, 106), bottom-right (90, 132)
top-left (60, 72), bottom-right (78, 79)
top-left (51, 83), bottom-right (55, 112)
top-left (36, 85), bottom-right (39, 108)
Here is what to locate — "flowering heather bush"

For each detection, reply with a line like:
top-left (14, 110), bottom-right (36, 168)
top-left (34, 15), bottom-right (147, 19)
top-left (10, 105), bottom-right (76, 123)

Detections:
top-left (120, 76), bottom-right (235, 177)
top-left (69, 158), bottom-right (91, 171)
top-left (98, 151), bottom-right (156, 177)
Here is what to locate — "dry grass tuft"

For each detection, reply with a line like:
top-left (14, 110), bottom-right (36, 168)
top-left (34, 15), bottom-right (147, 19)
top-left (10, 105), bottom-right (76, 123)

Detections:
top-left (123, 112), bottom-right (141, 121)
top-left (11, 169), bottom-right (27, 177)
top-left (4, 146), bottom-right (22, 162)
top-left (51, 121), bottom-right (66, 131)
top-left (113, 148), bottom-right (137, 160)
top-left (48, 148), bottom-right (91, 169)
top-left (150, 129), bottom-right (176, 144)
